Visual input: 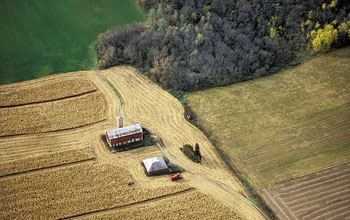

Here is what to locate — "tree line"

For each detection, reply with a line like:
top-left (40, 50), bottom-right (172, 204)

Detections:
top-left (97, 0), bottom-right (350, 91)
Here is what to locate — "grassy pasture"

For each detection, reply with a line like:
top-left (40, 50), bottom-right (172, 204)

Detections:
top-left (0, 0), bottom-right (146, 84)
top-left (188, 48), bottom-right (350, 189)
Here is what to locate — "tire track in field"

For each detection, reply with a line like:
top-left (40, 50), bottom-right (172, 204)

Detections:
top-left (60, 188), bottom-right (195, 220)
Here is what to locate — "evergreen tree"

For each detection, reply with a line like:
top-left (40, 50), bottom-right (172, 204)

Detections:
top-left (195, 143), bottom-right (201, 162)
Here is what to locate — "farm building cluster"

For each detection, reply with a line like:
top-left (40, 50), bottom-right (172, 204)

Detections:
top-left (105, 117), bottom-right (170, 176)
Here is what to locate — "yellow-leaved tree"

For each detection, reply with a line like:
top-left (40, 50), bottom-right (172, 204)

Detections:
top-left (311, 24), bottom-right (338, 52)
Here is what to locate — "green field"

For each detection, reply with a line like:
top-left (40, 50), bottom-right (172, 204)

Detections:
top-left (0, 0), bottom-right (146, 84)
top-left (188, 48), bottom-right (350, 189)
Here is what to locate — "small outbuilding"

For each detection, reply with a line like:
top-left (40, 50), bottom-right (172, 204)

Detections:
top-left (142, 156), bottom-right (169, 176)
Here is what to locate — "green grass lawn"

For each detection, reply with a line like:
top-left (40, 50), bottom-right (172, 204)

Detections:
top-left (188, 48), bottom-right (350, 189)
top-left (0, 0), bottom-right (146, 84)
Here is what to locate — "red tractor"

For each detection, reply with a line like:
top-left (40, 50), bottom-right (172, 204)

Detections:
top-left (170, 173), bottom-right (182, 181)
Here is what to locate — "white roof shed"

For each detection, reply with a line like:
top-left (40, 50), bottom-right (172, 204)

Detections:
top-left (143, 156), bottom-right (169, 173)
top-left (107, 123), bottom-right (143, 139)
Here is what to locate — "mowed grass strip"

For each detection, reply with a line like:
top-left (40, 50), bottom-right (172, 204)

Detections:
top-left (83, 190), bottom-right (242, 220)
top-left (0, 77), bottom-right (96, 106)
top-left (0, 92), bottom-right (105, 136)
top-left (188, 47), bottom-right (350, 189)
top-left (0, 148), bottom-right (95, 177)
top-left (0, 0), bottom-right (146, 85)
top-left (0, 163), bottom-right (190, 220)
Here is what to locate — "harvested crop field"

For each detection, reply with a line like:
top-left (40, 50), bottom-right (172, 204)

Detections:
top-left (0, 92), bottom-right (105, 136)
top-left (0, 163), bottom-right (191, 220)
top-left (0, 131), bottom-right (93, 162)
top-left (102, 67), bottom-right (241, 191)
top-left (0, 77), bottom-right (96, 107)
top-left (0, 67), bottom-right (265, 220)
top-left (0, 148), bottom-right (95, 177)
top-left (84, 190), bottom-right (242, 220)
top-left (101, 67), bottom-right (265, 220)
top-left (188, 47), bottom-right (350, 189)
top-left (109, 145), bottom-right (173, 186)
top-left (260, 163), bottom-right (350, 220)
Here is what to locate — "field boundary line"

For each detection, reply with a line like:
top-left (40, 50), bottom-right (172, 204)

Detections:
top-left (0, 158), bottom-right (96, 179)
top-left (60, 188), bottom-right (195, 220)
top-left (261, 189), bottom-right (296, 220)
top-left (0, 90), bottom-right (97, 108)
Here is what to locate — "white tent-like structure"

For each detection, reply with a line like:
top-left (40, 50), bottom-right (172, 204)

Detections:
top-left (142, 156), bottom-right (169, 175)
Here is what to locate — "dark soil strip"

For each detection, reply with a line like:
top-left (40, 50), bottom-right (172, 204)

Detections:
top-left (59, 188), bottom-right (195, 220)
top-left (281, 173), bottom-right (350, 202)
top-left (0, 90), bottom-right (97, 108)
top-left (273, 163), bottom-right (350, 190)
top-left (0, 158), bottom-right (96, 179)
top-left (306, 198), bottom-right (350, 220)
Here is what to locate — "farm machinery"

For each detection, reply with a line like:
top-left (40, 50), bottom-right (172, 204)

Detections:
top-left (170, 173), bottom-right (182, 181)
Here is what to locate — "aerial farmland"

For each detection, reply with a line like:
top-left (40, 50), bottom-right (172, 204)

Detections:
top-left (0, 68), bottom-right (262, 219)
top-left (1, 0), bottom-right (350, 219)
top-left (188, 48), bottom-right (350, 219)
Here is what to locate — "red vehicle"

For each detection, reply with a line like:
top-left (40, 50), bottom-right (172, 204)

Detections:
top-left (170, 173), bottom-right (182, 181)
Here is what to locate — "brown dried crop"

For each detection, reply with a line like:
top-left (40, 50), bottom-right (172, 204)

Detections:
top-left (0, 148), bottom-right (95, 177)
top-left (84, 190), bottom-right (242, 220)
top-left (0, 163), bottom-right (190, 220)
top-left (0, 92), bottom-right (106, 136)
top-left (0, 78), bottom-right (96, 107)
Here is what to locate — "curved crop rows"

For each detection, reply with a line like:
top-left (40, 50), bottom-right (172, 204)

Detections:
top-left (101, 67), bottom-right (266, 220)
top-left (0, 69), bottom-right (252, 220)
top-left (102, 67), bottom-right (241, 190)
